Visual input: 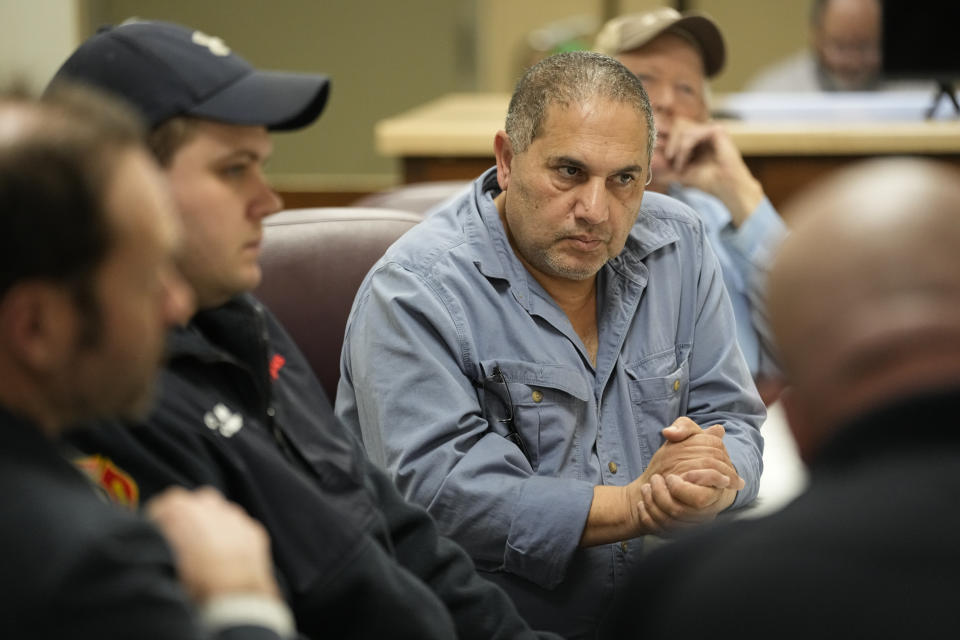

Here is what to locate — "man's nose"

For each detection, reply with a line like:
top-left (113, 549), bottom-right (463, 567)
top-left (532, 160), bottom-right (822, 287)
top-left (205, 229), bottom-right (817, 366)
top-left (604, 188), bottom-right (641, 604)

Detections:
top-left (249, 170), bottom-right (284, 221)
top-left (575, 178), bottom-right (610, 225)
top-left (650, 84), bottom-right (674, 114)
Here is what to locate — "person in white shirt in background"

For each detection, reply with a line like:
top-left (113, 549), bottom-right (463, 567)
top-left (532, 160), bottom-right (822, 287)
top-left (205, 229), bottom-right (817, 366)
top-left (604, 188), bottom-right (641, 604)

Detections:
top-left (746, 0), bottom-right (929, 92)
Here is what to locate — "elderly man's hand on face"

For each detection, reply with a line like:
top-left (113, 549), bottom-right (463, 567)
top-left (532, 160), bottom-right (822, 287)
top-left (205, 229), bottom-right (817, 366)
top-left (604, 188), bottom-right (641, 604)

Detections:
top-left (634, 417), bottom-right (743, 534)
top-left (661, 117), bottom-right (764, 228)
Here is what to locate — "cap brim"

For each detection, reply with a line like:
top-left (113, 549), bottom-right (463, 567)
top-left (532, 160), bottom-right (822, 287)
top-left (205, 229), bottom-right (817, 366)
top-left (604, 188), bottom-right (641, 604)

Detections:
top-left (189, 70), bottom-right (331, 131)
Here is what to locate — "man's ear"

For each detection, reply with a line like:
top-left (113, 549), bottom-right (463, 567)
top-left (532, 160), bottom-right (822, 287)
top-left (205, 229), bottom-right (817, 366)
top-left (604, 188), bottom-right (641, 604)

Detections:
top-left (0, 282), bottom-right (78, 373)
top-left (493, 130), bottom-right (515, 192)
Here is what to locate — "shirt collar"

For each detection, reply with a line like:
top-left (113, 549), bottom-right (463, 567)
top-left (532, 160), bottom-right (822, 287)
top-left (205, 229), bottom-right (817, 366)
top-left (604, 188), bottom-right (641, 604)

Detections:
top-left (468, 168), bottom-right (523, 283)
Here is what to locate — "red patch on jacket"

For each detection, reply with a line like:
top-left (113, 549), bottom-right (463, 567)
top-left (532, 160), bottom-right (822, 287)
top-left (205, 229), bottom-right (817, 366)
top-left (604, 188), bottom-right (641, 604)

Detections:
top-left (269, 353), bottom-right (286, 380)
top-left (75, 455), bottom-right (139, 508)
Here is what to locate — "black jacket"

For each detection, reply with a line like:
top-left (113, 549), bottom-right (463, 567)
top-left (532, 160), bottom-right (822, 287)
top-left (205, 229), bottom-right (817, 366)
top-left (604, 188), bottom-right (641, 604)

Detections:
top-left (0, 405), bottom-right (282, 640)
top-left (69, 295), bottom-right (547, 640)
top-left (602, 389), bottom-right (960, 639)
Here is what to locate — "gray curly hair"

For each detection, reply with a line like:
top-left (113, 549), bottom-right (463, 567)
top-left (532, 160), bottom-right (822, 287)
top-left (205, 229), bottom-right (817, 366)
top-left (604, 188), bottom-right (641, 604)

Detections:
top-left (504, 51), bottom-right (656, 165)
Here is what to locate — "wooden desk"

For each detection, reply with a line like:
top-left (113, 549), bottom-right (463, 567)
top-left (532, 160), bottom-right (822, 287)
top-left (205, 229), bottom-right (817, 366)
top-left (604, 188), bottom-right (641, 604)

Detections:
top-left (375, 93), bottom-right (960, 209)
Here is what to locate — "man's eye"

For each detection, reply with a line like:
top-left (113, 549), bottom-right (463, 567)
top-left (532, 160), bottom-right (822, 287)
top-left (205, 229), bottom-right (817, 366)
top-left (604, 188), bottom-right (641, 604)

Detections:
top-left (220, 164), bottom-right (248, 178)
top-left (559, 166), bottom-right (580, 178)
top-left (615, 173), bottom-right (636, 186)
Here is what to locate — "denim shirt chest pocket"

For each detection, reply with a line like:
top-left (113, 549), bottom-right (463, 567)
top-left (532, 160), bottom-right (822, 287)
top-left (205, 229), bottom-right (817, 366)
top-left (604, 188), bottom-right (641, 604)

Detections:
top-left (624, 347), bottom-right (691, 453)
top-left (478, 360), bottom-right (591, 474)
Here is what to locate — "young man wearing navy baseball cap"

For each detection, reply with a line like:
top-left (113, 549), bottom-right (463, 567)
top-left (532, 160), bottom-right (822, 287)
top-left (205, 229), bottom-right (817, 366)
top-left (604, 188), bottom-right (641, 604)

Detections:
top-left (52, 20), bottom-right (552, 640)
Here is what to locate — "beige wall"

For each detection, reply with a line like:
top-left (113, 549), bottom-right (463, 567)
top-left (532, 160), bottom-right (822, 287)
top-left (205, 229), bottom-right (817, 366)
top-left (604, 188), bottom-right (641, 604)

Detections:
top-left (476, 0), bottom-right (813, 94)
top-left (697, 0), bottom-right (812, 93)
top-left (0, 0), bottom-right (82, 92)
top-left (7, 0), bottom-right (814, 188)
top-left (476, 0), bottom-right (665, 93)
top-left (476, 0), bottom-right (604, 93)
top-left (85, 0), bottom-right (477, 190)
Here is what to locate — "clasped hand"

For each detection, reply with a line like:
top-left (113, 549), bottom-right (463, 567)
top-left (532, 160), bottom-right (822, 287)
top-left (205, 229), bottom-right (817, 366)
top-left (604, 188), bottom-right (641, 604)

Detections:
top-left (630, 417), bottom-right (743, 535)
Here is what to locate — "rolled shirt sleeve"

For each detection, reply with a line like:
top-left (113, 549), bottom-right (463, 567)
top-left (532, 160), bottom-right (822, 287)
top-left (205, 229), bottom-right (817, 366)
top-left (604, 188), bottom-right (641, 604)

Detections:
top-left (725, 197), bottom-right (786, 274)
top-left (674, 185), bottom-right (787, 381)
top-left (724, 197), bottom-right (788, 378)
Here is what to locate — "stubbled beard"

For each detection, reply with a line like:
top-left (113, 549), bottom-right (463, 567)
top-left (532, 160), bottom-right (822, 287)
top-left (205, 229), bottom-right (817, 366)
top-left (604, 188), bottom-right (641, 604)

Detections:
top-left (539, 245), bottom-right (608, 280)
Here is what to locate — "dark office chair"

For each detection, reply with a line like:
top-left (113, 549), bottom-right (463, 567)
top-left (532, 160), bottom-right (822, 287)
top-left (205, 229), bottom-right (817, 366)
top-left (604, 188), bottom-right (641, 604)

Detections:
top-left (254, 207), bottom-right (423, 401)
top-left (352, 180), bottom-right (470, 215)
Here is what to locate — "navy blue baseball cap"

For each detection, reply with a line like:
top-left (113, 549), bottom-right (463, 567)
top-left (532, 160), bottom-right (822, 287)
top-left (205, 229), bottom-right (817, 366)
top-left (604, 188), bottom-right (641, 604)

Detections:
top-left (49, 19), bottom-right (330, 131)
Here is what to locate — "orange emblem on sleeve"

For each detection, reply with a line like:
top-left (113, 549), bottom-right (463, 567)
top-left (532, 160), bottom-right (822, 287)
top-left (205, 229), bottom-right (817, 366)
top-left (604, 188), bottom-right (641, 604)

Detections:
top-left (74, 455), bottom-right (140, 509)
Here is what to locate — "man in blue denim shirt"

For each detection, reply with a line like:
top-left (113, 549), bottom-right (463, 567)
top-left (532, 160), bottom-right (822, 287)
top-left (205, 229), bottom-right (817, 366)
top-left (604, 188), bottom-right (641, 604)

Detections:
top-left (595, 8), bottom-right (788, 404)
top-left (336, 52), bottom-right (765, 638)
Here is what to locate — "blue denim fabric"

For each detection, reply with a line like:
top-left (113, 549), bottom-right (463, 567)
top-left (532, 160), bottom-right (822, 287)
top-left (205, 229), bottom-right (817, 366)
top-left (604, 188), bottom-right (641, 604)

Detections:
top-left (336, 168), bottom-right (765, 637)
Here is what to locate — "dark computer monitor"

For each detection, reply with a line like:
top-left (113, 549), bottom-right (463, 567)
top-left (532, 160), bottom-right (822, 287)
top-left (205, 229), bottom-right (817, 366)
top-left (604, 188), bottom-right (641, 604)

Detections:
top-left (882, 1), bottom-right (960, 81)
top-left (881, 1), bottom-right (960, 116)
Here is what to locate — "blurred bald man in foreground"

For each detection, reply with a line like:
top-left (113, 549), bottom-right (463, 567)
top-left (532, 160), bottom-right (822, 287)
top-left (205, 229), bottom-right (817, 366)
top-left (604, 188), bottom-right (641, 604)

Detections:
top-left (602, 158), bottom-right (960, 637)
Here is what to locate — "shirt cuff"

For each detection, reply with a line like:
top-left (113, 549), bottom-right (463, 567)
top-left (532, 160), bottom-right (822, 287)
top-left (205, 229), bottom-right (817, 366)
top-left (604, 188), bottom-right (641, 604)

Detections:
top-left (200, 593), bottom-right (295, 638)
top-left (504, 475), bottom-right (595, 588)
top-left (728, 198), bottom-right (787, 267)
top-left (726, 439), bottom-right (763, 509)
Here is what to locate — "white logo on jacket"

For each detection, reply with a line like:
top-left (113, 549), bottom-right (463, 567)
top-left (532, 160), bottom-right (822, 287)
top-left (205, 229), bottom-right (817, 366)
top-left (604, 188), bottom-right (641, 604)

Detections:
top-left (203, 403), bottom-right (243, 437)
